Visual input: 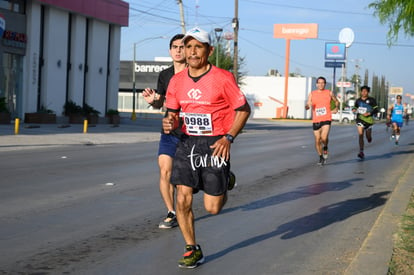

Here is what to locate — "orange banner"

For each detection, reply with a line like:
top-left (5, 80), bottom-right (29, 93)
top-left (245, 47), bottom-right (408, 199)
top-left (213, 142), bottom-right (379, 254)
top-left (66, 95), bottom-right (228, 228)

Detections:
top-left (273, 23), bottom-right (318, 39)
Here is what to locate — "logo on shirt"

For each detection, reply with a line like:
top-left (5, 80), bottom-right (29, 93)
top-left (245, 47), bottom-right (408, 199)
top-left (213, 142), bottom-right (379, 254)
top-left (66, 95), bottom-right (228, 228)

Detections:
top-left (187, 89), bottom-right (202, 100)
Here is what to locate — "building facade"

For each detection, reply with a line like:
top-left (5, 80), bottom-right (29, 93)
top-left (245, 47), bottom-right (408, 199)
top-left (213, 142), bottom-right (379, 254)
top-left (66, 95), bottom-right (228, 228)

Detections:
top-left (118, 60), bottom-right (172, 113)
top-left (241, 76), bottom-right (321, 119)
top-left (0, 0), bottom-right (128, 120)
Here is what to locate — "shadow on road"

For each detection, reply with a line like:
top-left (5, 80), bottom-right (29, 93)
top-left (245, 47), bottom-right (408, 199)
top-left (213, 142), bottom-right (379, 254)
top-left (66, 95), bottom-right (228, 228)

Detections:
top-left (328, 149), bottom-right (414, 166)
top-left (243, 123), bottom-right (309, 131)
top-left (196, 178), bottom-right (361, 222)
top-left (206, 191), bottom-right (390, 263)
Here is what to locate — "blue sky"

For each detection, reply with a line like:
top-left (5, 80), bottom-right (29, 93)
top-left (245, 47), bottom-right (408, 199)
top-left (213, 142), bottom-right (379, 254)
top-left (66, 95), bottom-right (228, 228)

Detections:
top-left (121, 0), bottom-right (414, 98)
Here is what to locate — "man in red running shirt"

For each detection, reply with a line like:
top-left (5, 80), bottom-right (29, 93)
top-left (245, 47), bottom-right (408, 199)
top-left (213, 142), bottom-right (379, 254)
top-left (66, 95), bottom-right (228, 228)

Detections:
top-left (305, 76), bottom-right (339, 165)
top-left (163, 27), bottom-right (251, 269)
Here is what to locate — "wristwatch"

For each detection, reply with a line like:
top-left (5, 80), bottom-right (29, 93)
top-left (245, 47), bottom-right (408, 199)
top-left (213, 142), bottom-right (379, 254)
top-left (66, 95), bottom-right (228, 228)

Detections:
top-left (225, 134), bottom-right (235, 143)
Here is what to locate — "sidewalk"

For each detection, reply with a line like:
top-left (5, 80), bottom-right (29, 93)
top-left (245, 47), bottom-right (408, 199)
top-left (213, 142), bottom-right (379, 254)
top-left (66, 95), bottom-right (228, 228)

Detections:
top-left (0, 115), bottom-right (163, 152)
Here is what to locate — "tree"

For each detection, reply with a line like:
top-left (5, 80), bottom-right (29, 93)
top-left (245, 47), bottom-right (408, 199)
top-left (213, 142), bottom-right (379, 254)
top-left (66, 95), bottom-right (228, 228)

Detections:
top-left (379, 75), bottom-right (388, 109)
top-left (369, 0), bottom-right (414, 45)
top-left (371, 73), bottom-right (380, 102)
top-left (350, 73), bottom-right (361, 90)
top-left (363, 69), bottom-right (369, 86)
top-left (209, 41), bottom-right (246, 85)
top-left (370, 73), bottom-right (389, 110)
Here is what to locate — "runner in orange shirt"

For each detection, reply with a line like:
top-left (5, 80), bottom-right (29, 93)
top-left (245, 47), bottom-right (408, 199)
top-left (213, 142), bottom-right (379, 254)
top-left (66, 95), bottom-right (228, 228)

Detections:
top-left (305, 76), bottom-right (340, 165)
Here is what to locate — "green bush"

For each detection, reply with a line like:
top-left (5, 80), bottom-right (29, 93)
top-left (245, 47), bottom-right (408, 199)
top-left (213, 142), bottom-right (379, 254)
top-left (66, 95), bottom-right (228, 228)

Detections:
top-left (0, 97), bottom-right (10, 113)
top-left (106, 109), bottom-right (119, 115)
top-left (63, 100), bottom-right (83, 116)
top-left (83, 103), bottom-right (101, 115)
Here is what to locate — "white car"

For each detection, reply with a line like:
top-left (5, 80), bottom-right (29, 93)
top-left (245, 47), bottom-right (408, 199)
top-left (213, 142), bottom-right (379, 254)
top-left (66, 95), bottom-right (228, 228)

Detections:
top-left (331, 110), bottom-right (355, 123)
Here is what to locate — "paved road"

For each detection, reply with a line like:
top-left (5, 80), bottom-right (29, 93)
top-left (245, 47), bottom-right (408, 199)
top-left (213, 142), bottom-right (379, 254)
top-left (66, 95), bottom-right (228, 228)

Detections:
top-left (0, 118), bottom-right (413, 274)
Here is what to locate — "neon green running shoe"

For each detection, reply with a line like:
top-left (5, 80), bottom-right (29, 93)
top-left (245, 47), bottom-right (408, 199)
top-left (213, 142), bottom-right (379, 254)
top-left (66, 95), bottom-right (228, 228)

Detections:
top-left (178, 245), bottom-right (205, 269)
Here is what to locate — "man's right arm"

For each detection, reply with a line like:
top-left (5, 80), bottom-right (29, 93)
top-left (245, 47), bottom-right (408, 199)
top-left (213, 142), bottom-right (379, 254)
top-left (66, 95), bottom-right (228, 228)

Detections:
top-left (305, 93), bottom-right (312, 110)
top-left (162, 110), bottom-right (179, 134)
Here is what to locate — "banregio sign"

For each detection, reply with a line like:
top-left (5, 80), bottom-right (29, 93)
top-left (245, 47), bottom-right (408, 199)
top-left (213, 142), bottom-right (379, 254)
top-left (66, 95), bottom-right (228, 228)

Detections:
top-left (119, 60), bottom-right (172, 92)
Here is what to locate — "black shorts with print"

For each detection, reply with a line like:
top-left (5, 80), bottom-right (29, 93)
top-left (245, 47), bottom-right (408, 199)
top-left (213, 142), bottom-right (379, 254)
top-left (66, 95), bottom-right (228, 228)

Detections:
top-left (356, 118), bottom-right (373, 130)
top-left (170, 135), bottom-right (231, 196)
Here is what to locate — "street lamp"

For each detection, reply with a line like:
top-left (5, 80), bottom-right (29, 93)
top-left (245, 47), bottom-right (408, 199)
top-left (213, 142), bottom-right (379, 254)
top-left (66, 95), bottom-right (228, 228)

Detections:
top-left (131, 36), bottom-right (167, 120)
top-left (214, 28), bottom-right (223, 67)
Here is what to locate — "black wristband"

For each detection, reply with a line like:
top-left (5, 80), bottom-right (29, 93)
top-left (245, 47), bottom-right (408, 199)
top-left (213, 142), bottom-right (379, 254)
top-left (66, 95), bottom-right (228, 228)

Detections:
top-left (225, 134), bottom-right (235, 143)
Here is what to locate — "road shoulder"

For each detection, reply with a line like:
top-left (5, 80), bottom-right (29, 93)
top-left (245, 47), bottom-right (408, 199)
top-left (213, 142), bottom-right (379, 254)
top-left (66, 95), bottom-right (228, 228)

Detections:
top-left (345, 154), bottom-right (414, 275)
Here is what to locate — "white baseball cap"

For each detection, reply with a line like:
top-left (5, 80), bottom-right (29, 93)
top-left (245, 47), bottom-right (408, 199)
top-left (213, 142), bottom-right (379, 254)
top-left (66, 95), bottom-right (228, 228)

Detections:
top-left (182, 27), bottom-right (211, 45)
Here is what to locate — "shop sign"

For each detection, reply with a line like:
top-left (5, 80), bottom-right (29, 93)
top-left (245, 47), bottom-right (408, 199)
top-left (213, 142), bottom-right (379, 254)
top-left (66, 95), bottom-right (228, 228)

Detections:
top-left (0, 13), bottom-right (5, 37)
top-left (389, 87), bottom-right (403, 95)
top-left (134, 63), bottom-right (170, 73)
top-left (325, 43), bottom-right (346, 60)
top-left (2, 30), bottom-right (27, 49)
top-left (273, 23), bottom-right (318, 39)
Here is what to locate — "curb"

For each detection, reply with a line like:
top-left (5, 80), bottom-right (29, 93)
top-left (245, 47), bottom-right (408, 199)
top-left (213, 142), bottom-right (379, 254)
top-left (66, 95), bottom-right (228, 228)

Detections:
top-left (344, 155), bottom-right (414, 274)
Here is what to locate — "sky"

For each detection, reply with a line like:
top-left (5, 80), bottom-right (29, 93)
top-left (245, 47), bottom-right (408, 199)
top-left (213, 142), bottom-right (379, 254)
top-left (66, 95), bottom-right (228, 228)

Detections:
top-left (120, 0), bottom-right (414, 100)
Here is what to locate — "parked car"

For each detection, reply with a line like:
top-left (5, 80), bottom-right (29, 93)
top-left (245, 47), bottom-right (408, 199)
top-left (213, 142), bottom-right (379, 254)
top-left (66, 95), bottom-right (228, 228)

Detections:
top-left (331, 110), bottom-right (355, 123)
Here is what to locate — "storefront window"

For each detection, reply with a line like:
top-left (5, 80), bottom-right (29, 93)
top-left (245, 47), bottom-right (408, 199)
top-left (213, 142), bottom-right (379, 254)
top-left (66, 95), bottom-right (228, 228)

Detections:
top-left (1, 52), bottom-right (23, 117)
top-left (0, 0), bottom-right (25, 14)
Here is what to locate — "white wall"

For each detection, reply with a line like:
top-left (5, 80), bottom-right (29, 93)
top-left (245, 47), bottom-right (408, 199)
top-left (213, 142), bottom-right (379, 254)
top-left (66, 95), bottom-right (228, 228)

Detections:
top-left (41, 7), bottom-right (69, 113)
top-left (23, 1), bottom-right (41, 113)
top-left (20, 2), bottom-right (124, 118)
top-left (68, 14), bottom-right (86, 106)
top-left (84, 20), bottom-right (109, 115)
top-left (241, 76), bottom-right (314, 119)
top-left (106, 25), bottom-right (121, 111)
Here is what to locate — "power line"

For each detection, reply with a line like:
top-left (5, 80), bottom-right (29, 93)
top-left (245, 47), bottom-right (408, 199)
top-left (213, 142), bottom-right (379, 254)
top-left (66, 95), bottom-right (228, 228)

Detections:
top-left (239, 34), bottom-right (330, 73)
top-left (129, 7), bottom-right (181, 24)
top-left (242, 27), bottom-right (414, 48)
top-left (241, 0), bottom-right (372, 16)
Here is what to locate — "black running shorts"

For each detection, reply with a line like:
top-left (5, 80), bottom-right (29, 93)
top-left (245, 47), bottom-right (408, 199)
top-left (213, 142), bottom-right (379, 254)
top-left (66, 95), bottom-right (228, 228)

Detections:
top-left (356, 118), bottom-right (373, 130)
top-left (312, 120), bottom-right (331, 131)
top-left (170, 135), bottom-right (231, 196)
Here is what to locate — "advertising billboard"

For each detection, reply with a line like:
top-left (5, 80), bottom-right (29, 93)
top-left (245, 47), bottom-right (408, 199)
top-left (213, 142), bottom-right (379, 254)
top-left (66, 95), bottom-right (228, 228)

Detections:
top-left (325, 43), bottom-right (346, 60)
top-left (389, 87), bottom-right (403, 95)
top-left (273, 23), bottom-right (318, 39)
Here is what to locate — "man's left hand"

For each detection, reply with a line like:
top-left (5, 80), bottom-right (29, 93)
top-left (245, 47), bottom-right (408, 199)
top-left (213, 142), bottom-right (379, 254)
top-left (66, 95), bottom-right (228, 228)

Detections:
top-left (210, 137), bottom-right (231, 161)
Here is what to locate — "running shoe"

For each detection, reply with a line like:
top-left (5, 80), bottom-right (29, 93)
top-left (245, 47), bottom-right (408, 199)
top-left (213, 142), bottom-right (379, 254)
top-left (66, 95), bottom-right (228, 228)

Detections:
top-left (159, 211), bottom-right (178, 229)
top-left (395, 141), bottom-right (399, 146)
top-left (228, 171), bottom-right (237, 190)
top-left (391, 135), bottom-right (395, 140)
top-left (317, 155), bottom-right (325, 166)
top-left (178, 245), bottom-right (205, 268)
top-left (357, 151), bottom-right (365, 159)
top-left (322, 148), bottom-right (329, 160)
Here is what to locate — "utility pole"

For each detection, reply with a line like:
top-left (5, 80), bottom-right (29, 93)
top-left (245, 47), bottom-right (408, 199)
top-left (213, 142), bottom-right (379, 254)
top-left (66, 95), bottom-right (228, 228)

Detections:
top-left (131, 43), bottom-right (137, 120)
top-left (232, 0), bottom-right (239, 83)
top-left (214, 28), bottom-right (223, 67)
top-left (351, 58), bottom-right (363, 98)
top-left (177, 0), bottom-right (186, 34)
